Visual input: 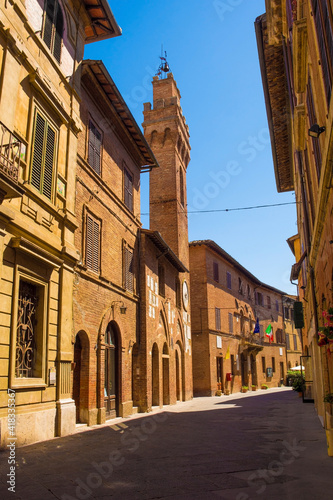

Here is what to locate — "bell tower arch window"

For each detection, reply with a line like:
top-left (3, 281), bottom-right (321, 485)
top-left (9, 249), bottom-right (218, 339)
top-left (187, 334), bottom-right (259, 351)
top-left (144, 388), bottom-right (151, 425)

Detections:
top-left (42, 0), bottom-right (64, 63)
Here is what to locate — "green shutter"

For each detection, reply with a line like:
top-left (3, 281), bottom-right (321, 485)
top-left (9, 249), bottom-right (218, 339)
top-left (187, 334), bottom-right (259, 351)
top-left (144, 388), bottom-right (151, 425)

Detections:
top-left (31, 113), bottom-right (46, 192)
top-left (42, 125), bottom-right (55, 200)
top-left (30, 111), bottom-right (56, 201)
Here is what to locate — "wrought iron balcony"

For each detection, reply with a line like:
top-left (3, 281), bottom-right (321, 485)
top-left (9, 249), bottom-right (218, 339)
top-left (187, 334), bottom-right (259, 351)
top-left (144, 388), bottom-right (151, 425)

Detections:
top-left (0, 122), bottom-right (25, 203)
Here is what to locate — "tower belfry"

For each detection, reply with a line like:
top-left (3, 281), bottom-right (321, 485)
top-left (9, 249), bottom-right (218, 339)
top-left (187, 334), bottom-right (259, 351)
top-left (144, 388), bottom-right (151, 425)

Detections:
top-left (143, 72), bottom-right (191, 268)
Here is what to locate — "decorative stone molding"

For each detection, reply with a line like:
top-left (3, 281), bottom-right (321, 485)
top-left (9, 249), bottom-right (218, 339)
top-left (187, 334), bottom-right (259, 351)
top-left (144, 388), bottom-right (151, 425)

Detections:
top-left (293, 18), bottom-right (308, 93)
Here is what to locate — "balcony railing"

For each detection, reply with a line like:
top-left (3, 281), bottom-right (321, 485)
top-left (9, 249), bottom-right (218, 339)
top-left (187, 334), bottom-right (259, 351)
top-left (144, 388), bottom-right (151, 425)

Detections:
top-left (0, 122), bottom-right (22, 184)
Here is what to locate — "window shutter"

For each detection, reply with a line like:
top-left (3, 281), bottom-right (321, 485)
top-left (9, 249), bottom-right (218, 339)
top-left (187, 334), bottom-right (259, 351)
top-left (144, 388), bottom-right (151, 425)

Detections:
top-left (92, 219), bottom-right (100, 274)
top-left (86, 214), bottom-right (100, 273)
top-left (53, 5), bottom-right (63, 63)
top-left (227, 271), bottom-right (231, 290)
top-left (86, 215), bottom-right (94, 271)
top-left (42, 124), bottom-right (55, 200)
top-left (124, 168), bottom-right (133, 211)
top-left (215, 308), bottom-right (221, 331)
top-left (88, 122), bottom-right (101, 175)
top-left (228, 312), bottom-right (233, 333)
top-left (43, 0), bottom-right (54, 49)
top-left (124, 246), bottom-right (134, 292)
top-left (213, 262), bottom-right (219, 282)
top-left (31, 112), bottom-right (46, 192)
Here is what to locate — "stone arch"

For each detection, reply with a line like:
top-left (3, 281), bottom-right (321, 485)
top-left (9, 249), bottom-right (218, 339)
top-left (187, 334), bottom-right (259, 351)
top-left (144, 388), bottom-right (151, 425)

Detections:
top-left (73, 330), bottom-right (90, 423)
top-left (177, 134), bottom-right (182, 151)
top-left (150, 129), bottom-right (158, 146)
top-left (163, 127), bottom-right (173, 146)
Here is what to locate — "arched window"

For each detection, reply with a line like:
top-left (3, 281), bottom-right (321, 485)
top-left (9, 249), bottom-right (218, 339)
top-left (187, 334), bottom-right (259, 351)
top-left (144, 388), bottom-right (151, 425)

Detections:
top-left (42, 0), bottom-right (64, 63)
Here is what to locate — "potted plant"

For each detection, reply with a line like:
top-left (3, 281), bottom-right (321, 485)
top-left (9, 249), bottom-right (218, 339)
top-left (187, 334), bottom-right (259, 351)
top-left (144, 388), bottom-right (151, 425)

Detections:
top-left (241, 386), bottom-right (248, 393)
top-left (251, 385), bottom-right (257, 391)
top-left (215, 390), bottom-right (222, 396)
top-left (291, 373), bottom-right (304, 396)
top-left (261, 384), bottom-right (268, 390)
top-left (318, 308), bottom-right (333, 346)
top-left (224, 389), bottom-right (230, 396)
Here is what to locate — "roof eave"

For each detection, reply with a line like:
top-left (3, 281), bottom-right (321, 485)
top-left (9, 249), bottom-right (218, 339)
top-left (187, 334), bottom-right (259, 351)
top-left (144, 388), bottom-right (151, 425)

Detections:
top-left (84, 0), bottom-right (122, 44)
top-left (82, 60), bottom-right (159, 170)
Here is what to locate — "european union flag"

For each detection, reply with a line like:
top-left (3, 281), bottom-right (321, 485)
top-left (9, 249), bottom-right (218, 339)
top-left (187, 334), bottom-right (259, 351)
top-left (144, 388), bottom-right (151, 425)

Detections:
top-left (253, 318), bottom-right (260, 334)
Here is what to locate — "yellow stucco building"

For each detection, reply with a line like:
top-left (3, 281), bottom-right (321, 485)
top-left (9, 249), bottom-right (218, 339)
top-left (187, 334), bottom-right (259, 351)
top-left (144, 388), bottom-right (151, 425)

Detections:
top-left (256, 0), bottom-right (333, 454)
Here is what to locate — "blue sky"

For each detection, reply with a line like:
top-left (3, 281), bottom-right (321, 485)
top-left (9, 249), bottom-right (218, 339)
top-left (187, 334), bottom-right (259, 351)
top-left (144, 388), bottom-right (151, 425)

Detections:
top-left (85, 0), bottom-right (298, 295)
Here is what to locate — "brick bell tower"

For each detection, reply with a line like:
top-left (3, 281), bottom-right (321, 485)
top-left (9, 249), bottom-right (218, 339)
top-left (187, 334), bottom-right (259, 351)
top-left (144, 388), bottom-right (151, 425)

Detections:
top-left (143, 73), bottom-right (191, 268)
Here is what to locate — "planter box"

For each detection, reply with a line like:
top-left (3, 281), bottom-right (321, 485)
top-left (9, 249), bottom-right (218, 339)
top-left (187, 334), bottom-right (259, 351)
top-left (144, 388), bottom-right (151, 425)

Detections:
top-left (252, 386), bottom-right (257, 391)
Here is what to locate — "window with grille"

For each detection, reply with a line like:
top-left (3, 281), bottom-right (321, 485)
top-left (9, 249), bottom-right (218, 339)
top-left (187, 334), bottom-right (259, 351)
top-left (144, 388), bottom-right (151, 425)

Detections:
top-left (30, 110), bottom-right (57, 200)
top-left (213, 262), bottom-right (219, 282)
top-left (228, 312), bottom-right (233, 333)
top-left (88, 121), bottom-right (102, 175)
top-left (42, 0), bottom-right (64, 63)
top-left (16, 279), bottom-right (44, 378)
top-left (123, 244), bottom-right (134, 292)
top-left (226, 271), bottom-right (232, 290)
top-left (215, 308), bottom-right (221, 331)
top-left (124, 167), bottom-right (133, 211)
top-left (86, 214), bottom-right (100, 274)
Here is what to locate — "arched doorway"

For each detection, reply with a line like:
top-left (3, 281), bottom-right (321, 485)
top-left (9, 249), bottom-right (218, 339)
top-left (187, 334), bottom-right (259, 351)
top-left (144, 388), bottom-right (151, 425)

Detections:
top-left (152, 343), bottom-right (159, 406)
top-left (162, 343), bottom-right (170, 405)
top-left (73, 331), bottom-right (89, 423)
top-left (104, 322), bottom-right (120, 418)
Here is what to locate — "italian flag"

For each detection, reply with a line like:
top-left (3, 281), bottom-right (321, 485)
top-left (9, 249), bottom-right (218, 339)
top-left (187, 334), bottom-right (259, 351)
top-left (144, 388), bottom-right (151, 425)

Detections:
top-left (265, 324), bottom-right (273, 343)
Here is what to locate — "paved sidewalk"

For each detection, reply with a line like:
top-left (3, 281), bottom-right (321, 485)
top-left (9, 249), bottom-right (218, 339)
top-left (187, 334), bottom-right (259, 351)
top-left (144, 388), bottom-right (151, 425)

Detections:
top-left (0, 387), bottom-right (333, 499)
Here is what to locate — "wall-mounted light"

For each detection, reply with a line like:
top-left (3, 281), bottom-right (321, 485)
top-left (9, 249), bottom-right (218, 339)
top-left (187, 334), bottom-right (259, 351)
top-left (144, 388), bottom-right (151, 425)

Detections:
top-left (111, 300), bottom-right (127, 315)
top-left (308, 124), bottom-right (325, 138)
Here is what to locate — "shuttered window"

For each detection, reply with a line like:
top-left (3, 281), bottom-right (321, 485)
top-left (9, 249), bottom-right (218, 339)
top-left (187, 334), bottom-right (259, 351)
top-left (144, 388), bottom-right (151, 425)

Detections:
top-left (307, 78), bottom-right (322, 182)
top-left (30, 110), bottom-right (56, 201)
top-left (215, 308), bottom-right (221, 331)
top-left (42, 0), bottom-right (64, 63)
top-left (88, 121), bottom-right (102, 175)
top-left (86, 214), bottom-right (100, 274)
top-left (124, 245), bottom-right (134, 292)
top-left (311, 0), bottom-right (333, 106)
top-left (226, 271), bottom-right (232, 290)
top-left (228, 312), bottom-right (233, 333)
top-left (213, 262), bottom-right (219, 282)
top-left (124, 168), bottom-right (133, 211)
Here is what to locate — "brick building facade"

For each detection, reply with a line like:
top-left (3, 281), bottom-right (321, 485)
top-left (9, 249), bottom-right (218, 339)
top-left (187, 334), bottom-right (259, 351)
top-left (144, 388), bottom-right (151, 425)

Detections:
top-left (73, 60), bottom-right (157, 425)
top-left (190, 240), bottom-right (287, 396)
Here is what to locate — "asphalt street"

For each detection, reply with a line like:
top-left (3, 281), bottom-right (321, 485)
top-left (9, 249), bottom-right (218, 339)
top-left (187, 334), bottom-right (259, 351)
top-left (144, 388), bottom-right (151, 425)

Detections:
top-left (1, 387), bottom-right (333, 500)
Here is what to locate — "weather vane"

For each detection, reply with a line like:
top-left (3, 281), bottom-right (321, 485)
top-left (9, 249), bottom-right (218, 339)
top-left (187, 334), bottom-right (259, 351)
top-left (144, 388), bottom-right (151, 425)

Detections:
top-left (156, 46), bottom-right (170, 79)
